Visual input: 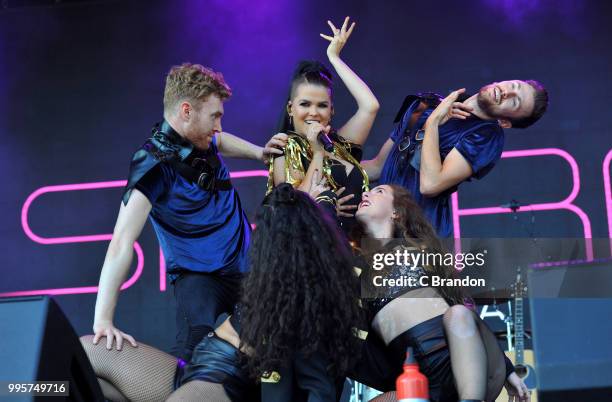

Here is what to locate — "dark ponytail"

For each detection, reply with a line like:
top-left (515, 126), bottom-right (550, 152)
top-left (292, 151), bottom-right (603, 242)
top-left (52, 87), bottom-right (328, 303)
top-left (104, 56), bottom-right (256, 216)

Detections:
top-left (278, 60), bottom-right (334, 133)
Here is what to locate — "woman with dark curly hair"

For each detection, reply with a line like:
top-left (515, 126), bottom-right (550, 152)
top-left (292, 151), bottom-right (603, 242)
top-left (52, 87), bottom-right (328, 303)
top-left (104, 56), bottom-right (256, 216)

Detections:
top-left (268, 16), bottom-right (379, 235)
top-left (80, 183), bottom-right (363, 402)
top-left (353, 184), bottom-right (531, 402)
top-left (238, 183), bottom-right (363, 401)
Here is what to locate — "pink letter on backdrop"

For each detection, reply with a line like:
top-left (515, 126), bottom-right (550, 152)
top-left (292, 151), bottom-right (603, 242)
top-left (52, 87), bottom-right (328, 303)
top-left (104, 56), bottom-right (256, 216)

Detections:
top-left (0, 180), bottom-right (144, 297)
top-left (451, 148), bottom-right (593, 260)
top-left (603, 149), bottom-right (612, 255)
top-left (4, 170), bottom-right (270, 297)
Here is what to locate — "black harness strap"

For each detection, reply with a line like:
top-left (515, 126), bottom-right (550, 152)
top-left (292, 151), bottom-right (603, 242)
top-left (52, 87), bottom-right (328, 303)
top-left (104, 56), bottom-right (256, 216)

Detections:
top-left (169, 156), bottom-right (233, 192)
top-left (152, 120), bottom-right (233, 192)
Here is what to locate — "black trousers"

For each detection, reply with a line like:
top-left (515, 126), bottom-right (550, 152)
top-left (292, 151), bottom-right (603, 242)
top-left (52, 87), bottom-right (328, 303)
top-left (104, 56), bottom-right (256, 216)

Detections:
top-left (171, 270), bottom-right (242, 362)
top-left (261, 351), bottom-right (342, 402)
top-left (347, 330), bottom-right (398, 392)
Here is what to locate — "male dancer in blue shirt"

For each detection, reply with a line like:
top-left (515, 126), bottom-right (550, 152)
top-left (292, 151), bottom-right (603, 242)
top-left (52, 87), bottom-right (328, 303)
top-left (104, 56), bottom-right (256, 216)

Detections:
top-left (91, 63), bottom-right (287, 361)
top-left (363, 80), bottom-right (548, 236)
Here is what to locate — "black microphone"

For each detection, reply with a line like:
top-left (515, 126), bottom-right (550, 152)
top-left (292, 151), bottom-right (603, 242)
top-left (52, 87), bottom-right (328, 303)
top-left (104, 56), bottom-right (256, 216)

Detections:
top-left (317, 131), bottom-right (334, 152)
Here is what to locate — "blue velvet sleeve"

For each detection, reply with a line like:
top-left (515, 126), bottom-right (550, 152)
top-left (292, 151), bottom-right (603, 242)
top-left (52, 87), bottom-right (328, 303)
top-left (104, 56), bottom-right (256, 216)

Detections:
top-left (453, 125), bottom-right (504, 179)
top-left (389, 126), bottom-right (401, 143)
top-left (134, 163), bottom-right (171, 204)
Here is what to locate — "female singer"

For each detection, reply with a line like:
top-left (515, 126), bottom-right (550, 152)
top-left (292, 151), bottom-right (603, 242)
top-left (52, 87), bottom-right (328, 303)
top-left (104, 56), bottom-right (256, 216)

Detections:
top-left (269, 17), bottom-right (379, 234)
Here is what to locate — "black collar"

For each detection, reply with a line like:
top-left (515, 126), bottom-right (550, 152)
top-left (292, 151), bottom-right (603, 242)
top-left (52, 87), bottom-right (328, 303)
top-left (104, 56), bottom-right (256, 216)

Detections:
top-left (159, 120), bottom-right (183, 143)
top-left (151, 120), bottom-right (194, 161)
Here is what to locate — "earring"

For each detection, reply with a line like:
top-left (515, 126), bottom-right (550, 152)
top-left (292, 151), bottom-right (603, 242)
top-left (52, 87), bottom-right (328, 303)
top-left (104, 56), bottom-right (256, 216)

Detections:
top-left (289, 115), bottom-right (293, 127)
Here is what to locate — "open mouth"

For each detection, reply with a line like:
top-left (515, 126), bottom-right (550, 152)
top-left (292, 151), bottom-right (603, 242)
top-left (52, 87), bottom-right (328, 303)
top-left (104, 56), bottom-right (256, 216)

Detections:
top-left (359, 200), bottom-right (371, 209)
top-left (304, 119), bottom-right (320, 124)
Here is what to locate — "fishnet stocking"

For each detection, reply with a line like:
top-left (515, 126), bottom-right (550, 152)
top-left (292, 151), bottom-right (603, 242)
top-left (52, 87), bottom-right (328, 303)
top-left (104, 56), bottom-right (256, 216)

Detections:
top-left (80, 335), bottom-right (177, 402)
top-left (368, 391), bottom-right (395, 402)
top-left (97, 377), bottom-right (128, 402)
top-left (166, 381), bottom-right (231, 402)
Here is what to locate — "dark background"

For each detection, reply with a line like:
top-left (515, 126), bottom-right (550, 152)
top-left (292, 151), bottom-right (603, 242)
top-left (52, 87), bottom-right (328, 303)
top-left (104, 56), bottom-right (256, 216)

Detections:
top-left (1, 0), bottom-right (611, 352)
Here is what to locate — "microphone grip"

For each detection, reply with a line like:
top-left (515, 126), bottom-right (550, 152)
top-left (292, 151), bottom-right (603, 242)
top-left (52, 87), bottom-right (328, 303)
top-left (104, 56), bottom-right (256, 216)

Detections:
top-left (317, 131), bottom-right (334, 152)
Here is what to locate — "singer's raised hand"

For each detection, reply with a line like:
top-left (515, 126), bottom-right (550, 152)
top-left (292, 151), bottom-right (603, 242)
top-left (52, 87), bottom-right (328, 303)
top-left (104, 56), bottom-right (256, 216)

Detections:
top-left (320, 16), bottom-right (356, 60)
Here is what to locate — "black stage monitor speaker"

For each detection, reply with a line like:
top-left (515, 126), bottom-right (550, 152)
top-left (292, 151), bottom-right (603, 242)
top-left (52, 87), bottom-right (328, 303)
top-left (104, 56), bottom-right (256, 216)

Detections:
top-left (528, 260), bottom-right (612, 401)
top-left (0, 296), bottom-right (103, 401)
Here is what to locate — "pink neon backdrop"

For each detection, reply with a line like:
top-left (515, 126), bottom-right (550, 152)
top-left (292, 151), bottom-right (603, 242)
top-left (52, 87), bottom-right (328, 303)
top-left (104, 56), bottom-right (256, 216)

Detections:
top-left (451, 148), bottom-right (594, 260)
top-left (1, 170), bottom-right (268, 297)
top-left (3, 180), bottom-right (144, 297)
top-left (4, 148), bottom-right (606, 297)
top-left (603, 149), bottom-right (612, 255)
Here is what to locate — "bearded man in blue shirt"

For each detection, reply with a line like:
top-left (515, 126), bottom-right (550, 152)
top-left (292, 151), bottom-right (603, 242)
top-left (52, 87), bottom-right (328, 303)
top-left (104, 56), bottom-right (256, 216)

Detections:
top-left (363, 80), bottom-right (549, 237)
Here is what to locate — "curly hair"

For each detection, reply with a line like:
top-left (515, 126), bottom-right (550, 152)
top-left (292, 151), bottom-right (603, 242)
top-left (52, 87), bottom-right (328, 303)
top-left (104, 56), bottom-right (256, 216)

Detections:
top-left (278, 60), bottom-right (334, 133)
top-left (239, 184), bottom-right (363, 378)
top-left (388, 184), bottom-right (465, 305)
top-left (163, 63), bottom-right (232, 113)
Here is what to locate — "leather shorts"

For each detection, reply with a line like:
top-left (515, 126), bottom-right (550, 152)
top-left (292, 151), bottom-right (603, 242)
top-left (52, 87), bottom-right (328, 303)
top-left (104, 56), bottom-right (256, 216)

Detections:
top-left (174, 331), bottom-right (259, 401)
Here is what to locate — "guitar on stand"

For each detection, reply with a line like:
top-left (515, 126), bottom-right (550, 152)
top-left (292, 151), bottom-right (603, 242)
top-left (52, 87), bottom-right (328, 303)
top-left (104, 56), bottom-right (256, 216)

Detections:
top-left (496, 268), bottom-right (538, 401)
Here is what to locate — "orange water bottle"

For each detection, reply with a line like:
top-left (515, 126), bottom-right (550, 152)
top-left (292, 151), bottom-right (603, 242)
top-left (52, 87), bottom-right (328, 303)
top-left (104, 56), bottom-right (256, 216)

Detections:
top-left (396, 347), bottom-right (429, 402)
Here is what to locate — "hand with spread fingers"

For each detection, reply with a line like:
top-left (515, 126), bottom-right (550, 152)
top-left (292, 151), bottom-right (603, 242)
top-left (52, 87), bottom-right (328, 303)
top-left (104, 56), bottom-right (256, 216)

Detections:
top-left (93, 321), bottom-right (137, 351)
top-left (336, 186), bottom-right (357, 218)
top-left (320, 16), bottom-right (356, 60)
top-left (308, 168), bottom-right (331, 199)
top-left (428, 88), bottom-right (474, 126)
top-left (262, 132), bottom-right (288, 165)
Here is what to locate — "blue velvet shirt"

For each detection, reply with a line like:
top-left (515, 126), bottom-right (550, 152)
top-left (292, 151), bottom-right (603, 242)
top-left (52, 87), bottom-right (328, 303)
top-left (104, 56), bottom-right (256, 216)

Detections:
top-left (380, 112), bottom-right (504, 237)
top-left (134, 136), bottom-right (250, 275)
